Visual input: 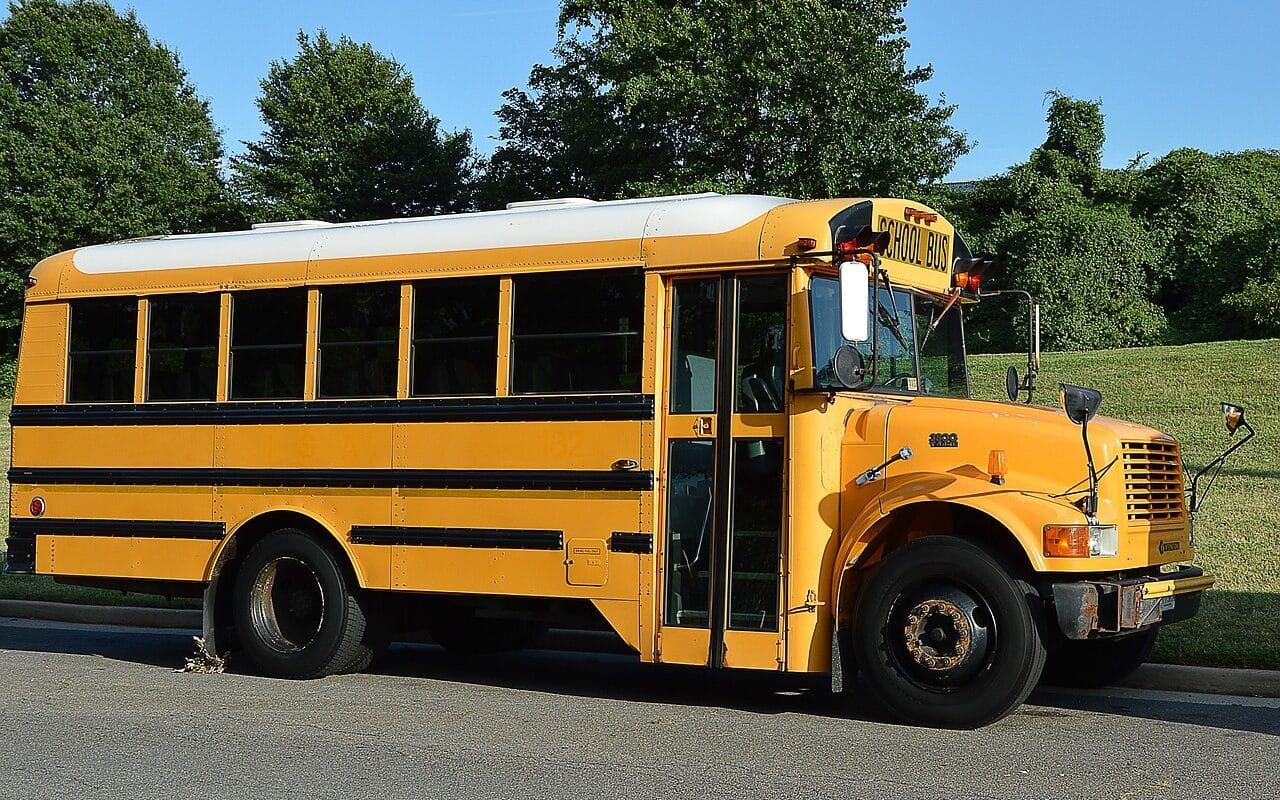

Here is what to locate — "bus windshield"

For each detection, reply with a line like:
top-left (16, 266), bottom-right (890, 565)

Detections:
top-left (810, 274), bottom-right (968, 397)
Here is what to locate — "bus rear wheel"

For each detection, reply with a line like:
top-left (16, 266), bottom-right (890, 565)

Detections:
top-left (233, 529), bottom-right (377, 678)
top-left (850, 536), bottom-right (1047, 728)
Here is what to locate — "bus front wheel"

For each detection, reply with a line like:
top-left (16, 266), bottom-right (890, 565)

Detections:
top-left (232, 529), bottom-right (378, 678)
top-left (850, 536), bottom-right (1047, 728)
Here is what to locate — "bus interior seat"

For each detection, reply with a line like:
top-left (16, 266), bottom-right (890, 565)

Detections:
top-left (740, 365), bottom-right (783, 413)
top-left (672, 352), bottom-right (715, 412)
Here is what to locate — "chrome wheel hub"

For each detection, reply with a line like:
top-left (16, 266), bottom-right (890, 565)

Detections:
top-left (249, 556), bottom-right (326, 654)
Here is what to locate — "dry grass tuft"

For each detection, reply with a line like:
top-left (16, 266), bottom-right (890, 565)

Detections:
top-left (178, 636), bottom-right (227, 674)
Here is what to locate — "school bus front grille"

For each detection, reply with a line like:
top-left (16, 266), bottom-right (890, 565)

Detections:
top-left (1120, 440), bottom-right (1186, 523)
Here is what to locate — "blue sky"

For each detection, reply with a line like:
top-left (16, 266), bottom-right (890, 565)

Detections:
top-left (34, 1), bottom-right (1280, 181)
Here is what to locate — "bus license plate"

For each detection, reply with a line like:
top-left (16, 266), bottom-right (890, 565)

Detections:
top-left (1160, 596), bottom-right (1176, 612)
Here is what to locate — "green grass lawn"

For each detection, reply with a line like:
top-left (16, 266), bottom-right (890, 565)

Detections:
top-left (1, 339), bottom-right (1277, 667)
top-left (971, 339), bottom-right (1280, 669)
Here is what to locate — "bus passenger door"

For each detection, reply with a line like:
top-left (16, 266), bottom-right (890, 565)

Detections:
top-left (658, 273), bottom-right (788, 670)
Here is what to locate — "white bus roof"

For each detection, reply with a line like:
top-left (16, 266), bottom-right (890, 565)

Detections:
top-left (70, 193), bottom-right (796, 274)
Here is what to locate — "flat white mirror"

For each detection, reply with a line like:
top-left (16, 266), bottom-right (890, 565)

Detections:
top-left (839, 261), bottom-right (870, 342)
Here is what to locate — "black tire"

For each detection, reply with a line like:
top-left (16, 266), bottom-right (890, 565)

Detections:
top-left (427, 613), bottom-right (549, 655)
top-left (1042, 628), bottom-right (1158, 688)
top-left (232, 528), bottom-right (376, 678)
top-left (850, 536), bottom-right (1047, 728)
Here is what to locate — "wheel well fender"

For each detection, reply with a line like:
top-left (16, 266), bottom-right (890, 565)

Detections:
top-left (201, 508), bottom-right (359, 655)
top-left (830, 473), bottom-right (1080, 630)
top-left (205, 507), bottom-right (358, 585)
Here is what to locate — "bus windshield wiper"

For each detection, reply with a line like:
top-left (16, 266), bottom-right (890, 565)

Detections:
top-left (919, 291), bottom-right (961, 351)
top-left (877, 303), bottom-right (910, 350)
top-left (875, 271), bottom-right (909, 350)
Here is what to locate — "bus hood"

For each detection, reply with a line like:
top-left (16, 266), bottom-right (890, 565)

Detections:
top-left (877, 396), bottom-right (1183, 529)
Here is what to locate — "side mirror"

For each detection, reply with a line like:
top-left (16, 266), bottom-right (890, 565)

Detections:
top-left (1061, 383), bottom-right (1103, 519)
top-left (1191, 401), bottom-right (1256, 513)
top-left (1222, 402), bottom-right (1246, 435)
top-left (982, 289), bottom-right (1041, 404)
top-left (1060, 383), bottom-right (1102, 425)
top-left (832, 344), bottom-right (867, 388)
top-left (839, 261), bottom-right (870, 342)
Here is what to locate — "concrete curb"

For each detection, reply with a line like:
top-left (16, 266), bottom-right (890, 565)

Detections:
top-left (0, 599), bottom-right (200, 629)
top-left (2, 599), bottom-right (1276, 698)
top-left (1120, 663), bottom-right (1280, 699)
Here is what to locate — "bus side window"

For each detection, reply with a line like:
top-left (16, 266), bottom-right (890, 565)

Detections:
top-left (411, 277), bottom-right (499, 396)
top-left (229, 289), bottom-right (307, 401)
top-left (67, 298), bottom-right (137, 403)
top-left (511, 269), bottom-right (643, 395)
top-left (147, 293), bottom-right (218, 402)
top-left (318, 283), bottom-right (399, 399)
top-left (670, 279), bottom-right (718, 414)
top-left (735, 274), bottom-right (788, 413)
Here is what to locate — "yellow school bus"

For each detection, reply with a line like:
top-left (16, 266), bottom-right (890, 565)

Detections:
top-left (4, 193), bottom-right (1223, 727)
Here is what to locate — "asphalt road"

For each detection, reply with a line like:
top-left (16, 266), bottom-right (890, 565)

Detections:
top-left (1, 617), bottom-right (1276, 800)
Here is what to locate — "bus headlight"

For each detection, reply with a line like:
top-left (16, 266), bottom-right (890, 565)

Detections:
top-left (1043, 524), bottom-right (1118, 558)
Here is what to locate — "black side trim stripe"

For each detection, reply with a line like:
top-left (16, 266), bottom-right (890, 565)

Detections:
top-left (8, 518), bottom-right (226, 540)
top-left (8, 467), bottom-right (653, 492)
top-left (350, 526), bottom-right (563, 550)
top-left (9, 394), bottom-right (655, 427)
top-left (610, 531), bottom-right (653, 554)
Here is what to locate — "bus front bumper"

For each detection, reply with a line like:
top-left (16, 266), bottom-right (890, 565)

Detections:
top-left (1050, 566), bottom-right (1214, 640)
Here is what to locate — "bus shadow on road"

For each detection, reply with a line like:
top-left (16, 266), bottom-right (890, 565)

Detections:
top-left (0, 617), bottom-right (196, 669)
top-left (3, 619), bottom-right (1273, 735)
top-left (1026, 685), bottom-right (1279, 736)
top-left (372, 639), bottom-right (1279, 735)
top-left (372, 638), bottom-right (855, 719)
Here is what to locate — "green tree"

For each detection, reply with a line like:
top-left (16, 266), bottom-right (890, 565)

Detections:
top-left (973, 206), bottom-right (1166, 351)
top-left (1038, 91), bottom-right (1105, 175)
top-left (232, 31), bottom-right (475, 223)
top-left (0, 0), bottom-right (232, 353)
top-left (963, 95), bottom-right (1167, 352)
top-left (1132, 147), bottom-right (1280, 340)
top-left (480, 0), bottom-right (968, 207)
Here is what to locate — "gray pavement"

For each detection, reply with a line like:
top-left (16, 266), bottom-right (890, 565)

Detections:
top-left (0, 616), bottom-right (1276, 800)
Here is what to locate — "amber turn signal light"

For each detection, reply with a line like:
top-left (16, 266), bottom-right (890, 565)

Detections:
top-left (1043, 525), bottom-right (1090, 558)
top-left (988, 449), bottom-right (1007, 485)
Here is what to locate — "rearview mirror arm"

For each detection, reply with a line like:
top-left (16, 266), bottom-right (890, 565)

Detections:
top-left (979, 288), bottom-right (1040, 403)
top-left (1188, 416), bottom-right (1256, 513)
top-left (1080, 416), bottom-right (1099, 521)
